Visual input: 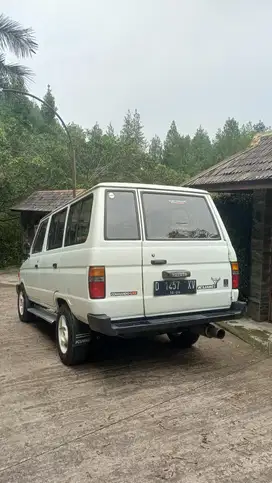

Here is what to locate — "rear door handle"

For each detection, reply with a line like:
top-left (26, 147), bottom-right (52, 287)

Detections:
top-left (151, 259), bottom-right (167, 265)
top-left (53, 263), bottom-right (58, 269)
top-left (35, 264), bottom-right (39, 269)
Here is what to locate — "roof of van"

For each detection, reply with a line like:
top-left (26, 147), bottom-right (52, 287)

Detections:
top-left (15, 183), bottom-right (208, 222)
top-left (91, 182), bottom-right (208, 194)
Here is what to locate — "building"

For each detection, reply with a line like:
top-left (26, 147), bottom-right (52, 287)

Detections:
top-left (11, 189), bottom-right (85, 245)
top-left (187, 133), bottom-right (272, 322)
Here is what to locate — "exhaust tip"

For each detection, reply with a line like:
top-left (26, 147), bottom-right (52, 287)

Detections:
top-left (216, 328), bottom-right (225, 340)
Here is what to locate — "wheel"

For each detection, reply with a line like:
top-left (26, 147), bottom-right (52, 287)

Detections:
top-left (17, 286), bottom-right (35, 322)
top-left (56, 304), bottom-right (91, 366)
top-left (167, 331), bottom-right (199, 348)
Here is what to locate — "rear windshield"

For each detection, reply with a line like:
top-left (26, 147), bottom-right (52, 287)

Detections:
top-left (142, 192), bottom-right (220, 240)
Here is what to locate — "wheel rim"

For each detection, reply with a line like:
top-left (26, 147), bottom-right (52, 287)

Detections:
top-left (58, 315), bottom-right (69, 354)
top-left (18, 292), bottom-right (24, 316)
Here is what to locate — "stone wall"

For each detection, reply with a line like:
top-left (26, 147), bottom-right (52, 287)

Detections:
top-left (248, 189), bottom-right (272, 321)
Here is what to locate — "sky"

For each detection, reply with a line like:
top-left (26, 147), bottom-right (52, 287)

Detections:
top-left (2, 0), bottom-right (272, 140)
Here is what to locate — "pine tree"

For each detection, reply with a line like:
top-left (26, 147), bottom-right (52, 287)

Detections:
top-left (120, 109), bottom-right (146, 149)
top-left (149, 135), bottom-right (162, 163)
top-left (163, 121), bottom-right (183, 170)
top-left (253, 120), bottom-right (268, 133)
top-left (41, 84), bottom-right (57, 124)
top-left (120, 109), bottom-right (133, 142)
top-left (106, 122), bottom-right (115, 138)
top-left (189, 126), bottom-right (212, 175)
top-left (131, 109), bottom-right (146, 149)
top-left (213, 118), bottom-right (241, 162)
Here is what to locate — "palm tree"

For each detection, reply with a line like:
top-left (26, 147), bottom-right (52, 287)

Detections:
top-left (0, 14), bottom-right (38, 86)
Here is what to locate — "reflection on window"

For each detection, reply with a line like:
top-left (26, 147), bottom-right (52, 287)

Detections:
top-left (32, 220), bottom-right (48, 253)
top-left (105, 191), bottom-right (140, 240)
top-left (142, 193), bottom-right (220, 240)
top-left (47, 208), bottom-right (67, 250)
top-left (65, 195), bottom-right (93, 246)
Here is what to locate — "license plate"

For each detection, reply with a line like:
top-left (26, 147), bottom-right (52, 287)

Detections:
top-left (154, 280), bottom-right (197, 296)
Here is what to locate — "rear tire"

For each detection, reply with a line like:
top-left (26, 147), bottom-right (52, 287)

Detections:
top-left (56, 304), bottom-right (91, 366)
top-left (167, 331), bottom-right (199, 348)
top-left (17, 286), bottom-right (35, 323)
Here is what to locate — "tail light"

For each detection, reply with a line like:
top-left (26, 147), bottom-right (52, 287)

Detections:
top-left (88, 266), bottom-right (105, 299)
top-left (231, 262), bottom-right (239, 289)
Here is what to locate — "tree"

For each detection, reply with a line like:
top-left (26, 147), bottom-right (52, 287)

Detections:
top-left (163, 121), bottom-right (184, 171)
top-left (149, 135), bottom-right (162, 163)
top-left (253, 120), bottom-right (269, 133)
top-left (41, 85), bottom-right (57, 124)
top-left (213, 118), bottom-right (242, 162)
top-left (120, 109), bottom-right (146, 150)
top-left (105, 122), bottom-right (115, 138)
top-left (0, 14), bottom-right (37, 86)
top-left (189, 126), bottom-right (212, 175)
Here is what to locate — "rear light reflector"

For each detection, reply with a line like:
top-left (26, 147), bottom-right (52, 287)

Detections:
top-left (88, 266), bottom-right (105, 299)
top-left (231, 262), bottom-right (239, 289)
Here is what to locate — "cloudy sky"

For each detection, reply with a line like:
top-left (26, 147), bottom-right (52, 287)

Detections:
top-left (2, 0), bottom-right (272, 140)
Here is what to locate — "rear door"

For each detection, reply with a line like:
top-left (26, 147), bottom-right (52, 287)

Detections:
top-left (140, 190), bottom-right (232, 317)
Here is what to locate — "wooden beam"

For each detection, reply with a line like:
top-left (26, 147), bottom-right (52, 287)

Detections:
top-left (189, 181), bottom-right (272, 192)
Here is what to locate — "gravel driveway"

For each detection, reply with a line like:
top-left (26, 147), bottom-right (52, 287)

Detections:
top-left (0, 286), bottom-right (272, 483)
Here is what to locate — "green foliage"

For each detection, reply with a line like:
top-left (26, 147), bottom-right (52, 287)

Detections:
top-left (149, 135), bottom-right (162, 163)
top-left (40, 85), bottom-right (57, 125)
top-left (0, 81), bottom-right (268, 267)
top-left (163, 121), bottom-right (183, 170)
top-left (0, 14), bottom-right (37, 86)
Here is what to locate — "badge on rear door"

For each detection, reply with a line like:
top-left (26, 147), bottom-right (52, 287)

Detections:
top-left (197, 277), bottom-right (221, 290)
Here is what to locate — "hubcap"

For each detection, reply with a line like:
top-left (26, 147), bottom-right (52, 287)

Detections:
top-left (58, 315), bottom-right (69, 354)
top-left (18, 292), bottom-right (24, 316)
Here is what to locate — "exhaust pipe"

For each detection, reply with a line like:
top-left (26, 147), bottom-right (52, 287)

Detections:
top-left (193, 324), bottom-right (225, 340)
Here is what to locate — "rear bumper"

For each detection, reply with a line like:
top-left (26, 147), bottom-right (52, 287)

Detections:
top-left (88, 301), bottom-right (246, 337)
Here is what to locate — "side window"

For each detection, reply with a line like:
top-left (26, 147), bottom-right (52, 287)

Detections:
top-left (105, 191), bottom-right (140, 240)
top-left (47, 208), bottom-right (67, 250)
top-left (65, 195), bottom-right (93, 246)
top-left (32, 219), bottom-right (48, 254)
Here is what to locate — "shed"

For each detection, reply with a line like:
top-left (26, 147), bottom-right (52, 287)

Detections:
top-left (186, 133), bottom-right (272, 322)
top-left (11, 189), bottom-right (85, 244)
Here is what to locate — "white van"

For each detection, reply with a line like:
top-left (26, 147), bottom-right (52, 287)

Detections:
top-left (17, 183), bottom-right (245, 365)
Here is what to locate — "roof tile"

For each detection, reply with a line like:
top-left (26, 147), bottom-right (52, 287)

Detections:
top-left (187, 134), bottom-right (272, 189)
top-left (11, 190), bottom-right (85, 212)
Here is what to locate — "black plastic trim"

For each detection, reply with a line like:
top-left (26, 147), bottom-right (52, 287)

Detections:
top-left (88, 301), bottom-right (246, 337)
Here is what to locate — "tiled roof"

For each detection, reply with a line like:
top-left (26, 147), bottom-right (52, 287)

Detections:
top-left (187, 133), bottom-right (272, 190)
top-left (11, 190), bottom-right (85, 212)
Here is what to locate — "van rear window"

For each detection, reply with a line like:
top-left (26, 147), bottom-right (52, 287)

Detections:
top-left (142, 192), bottom-right (220, 240)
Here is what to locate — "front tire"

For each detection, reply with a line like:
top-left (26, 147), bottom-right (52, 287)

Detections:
top-left (56, 305), bottom-right (91, 366)
top-left (17, 286), bottom-right (35, 323)
top-left (167, 331), bottom-right (199, 348)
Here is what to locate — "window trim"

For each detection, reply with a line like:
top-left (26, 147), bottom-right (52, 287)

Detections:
top-left (31, 218), bottom-right (49, 254)
top-left (140, 191), bottom-right (221, 242)
top-left (64, 193), bottom-right (93, 247)
top-left (47, 207), bottom-right (68, 251)
top-left (104, 189), bottom-right (141, 241)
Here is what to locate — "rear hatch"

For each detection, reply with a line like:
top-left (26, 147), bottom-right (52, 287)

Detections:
top-left (140, 190), bottom-right (232, 317)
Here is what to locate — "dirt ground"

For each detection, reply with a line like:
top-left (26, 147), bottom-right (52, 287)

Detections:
top-left (1, 286), bottom-right (272, 483)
